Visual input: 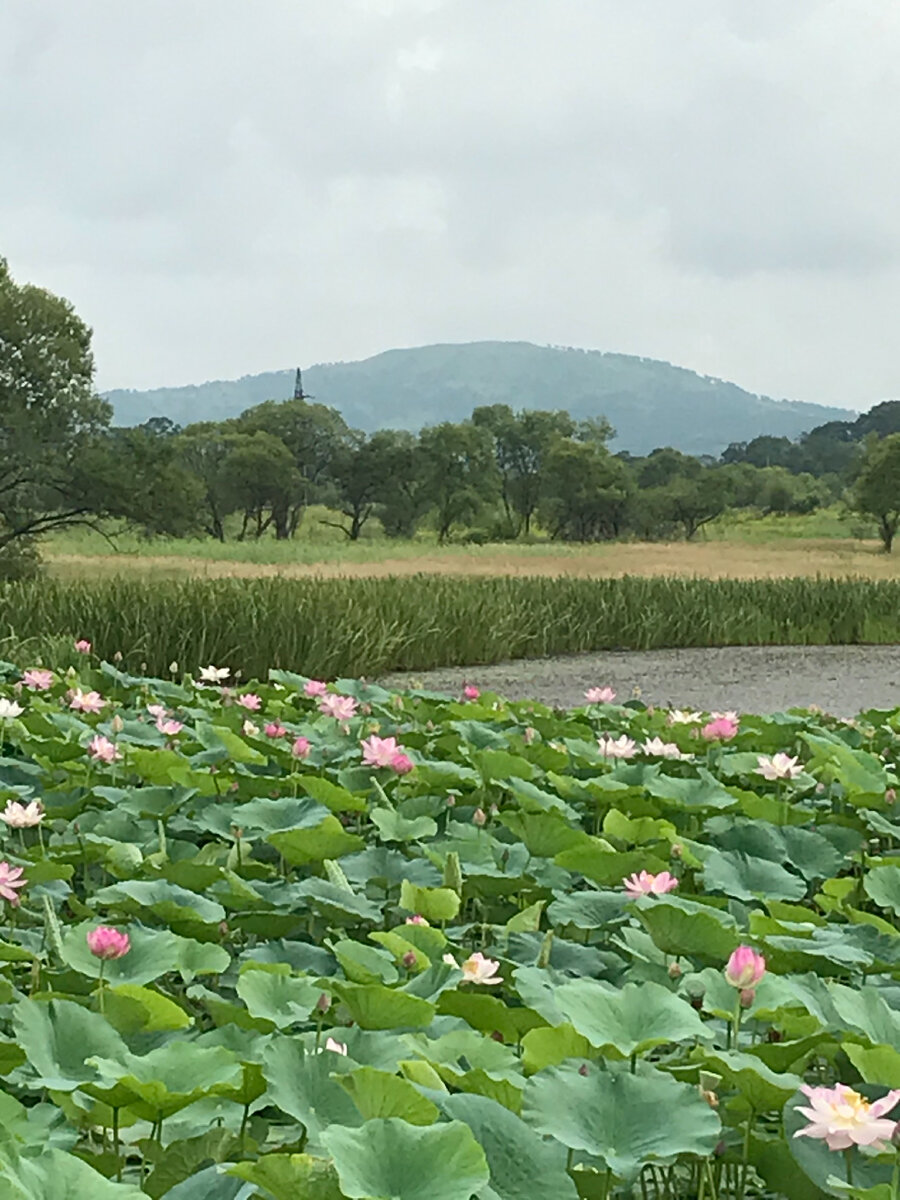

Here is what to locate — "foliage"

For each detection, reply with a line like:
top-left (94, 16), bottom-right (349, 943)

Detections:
top-left (0, 660), bottom-right (899, 1196)
top-left (853, 434), bottom-right (900, 552)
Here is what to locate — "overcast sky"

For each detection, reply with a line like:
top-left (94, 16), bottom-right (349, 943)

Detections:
top-left (3, 0), bottom-right (900, 408)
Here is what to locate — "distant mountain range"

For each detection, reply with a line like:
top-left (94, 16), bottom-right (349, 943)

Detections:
top-left (104, 341), bottom-right (856, 456)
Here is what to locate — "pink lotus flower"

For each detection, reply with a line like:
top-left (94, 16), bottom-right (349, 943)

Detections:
top-left (237, 693), bottom-right (262, 711)
top-left (265, 722), bottom-right (287, 738)
top-left (146, 703), bottom-right (168, 719)
top-left (86, 926), bottom-right (131, 960)
top-left (641, 737), bottom-right (684, 759)
top-left (710, 710), bottom-right (739, 723)
top-left (597, 734), bottom-right (637, 759)
top-left (319, 694), bottom-right (358, 721)
top-left (462, 685), bottom-right (481, 701)
top-left (0, 800), bottom-right (44, 828)
top-left (361, 734), bottom-right (406, 769)
top-left (623, 870), bottom-right (679, 897)
top-left (304, 679), bottom-right (329, 698)
top-left (442, 951), bottom-right (503, 986)
top-left (585, 686), bottom-right (616, 704)
top-left (69, 689), bottom-right (106, 714)
top-left (88, 734), bottom-right (121, 763)
top-left (724, 945), bottom-right (766, 989)
top-left (22, 668), bottom-right (53, 691)
top-left (756, 753), bottom-right (803, 781)
top-left (406, 915), bottom-right (429, 926)
top-left (74, 639), bottom-right (92, 654)
top-left (701, 716), bottom-right (739, 741)
top-left (155, 717), bottom-right (184, 736)
top-left (391, 751), bottom-right (414, 775)
top-left (291, 736), bottom-right (311, 759)
top-left (0, 862), bottom-right (25, 906)
top-left (794, 1084), bottom-right (900, 1153)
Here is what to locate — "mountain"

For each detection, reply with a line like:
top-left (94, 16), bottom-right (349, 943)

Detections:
top-left (104, 341), bottom-right (855, 456)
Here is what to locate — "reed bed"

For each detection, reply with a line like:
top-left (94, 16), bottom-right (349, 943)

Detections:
top-left (1, 574), bottom-right (898, 679)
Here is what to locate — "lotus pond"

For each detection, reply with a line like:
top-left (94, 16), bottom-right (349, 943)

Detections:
top-left (1, 658), bottom-right (900, 1199)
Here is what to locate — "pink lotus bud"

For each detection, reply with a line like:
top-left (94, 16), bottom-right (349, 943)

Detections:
top-left (473, 808), bottom-right (487, 827)
top-left (87, 926), bottom-right (130, 960)
top-left (463, 685), bottom-right (480, 701)
top-left (74, 639), bottom-right (92, 654)
top-left (724, 945), bottom-right (766, 990)
top-left (316, 992), bottom-right (331, 1013)
top-left (405, 914), bottom-right (429, 926)
top-left (391, 751), bottom-right (414, 775)
top-left (668, 961), bottom-right (682, 980)
top-left (402, 951), bottom-right (417, 968)
top-left (291, 736), bottom-right (311, 759)
top-left (265, 723), bottom-right (287, 738)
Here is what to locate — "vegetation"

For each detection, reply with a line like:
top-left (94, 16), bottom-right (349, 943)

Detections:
top-left (1, 661), bottom-right (900, 1196)
top-left (4, 575), bottom-right (900, 680)
top-left (104, 340), bottom-right (853, 455)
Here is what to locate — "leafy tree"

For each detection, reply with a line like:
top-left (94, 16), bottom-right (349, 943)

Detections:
top-left (238, 399), bottom-right (353, 538)
top-left (853, 433), bottom-right (900, 552)
top-left (324, 432), bottom-right (406, 541)
top-left (658, 469), bottom-right (733, 540)
top-left (541, 440), bottom-right (634, 542)
top-left (224, 432), bottom-right (303, 540)
top-left (721, 435), bottom-right (796, 471)
top-left (418, 422), bottom-right (498, 543)
top-left (372, 431), bottom-right (432, 539)
top-left (637, 447), bottom-right (701, 489)
top-left (472, 405), bottom-right (575, 535)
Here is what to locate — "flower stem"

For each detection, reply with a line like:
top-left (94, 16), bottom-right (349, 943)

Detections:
top-left (845, 1147), bottom-right (854, 1187)
top-left (97, 959), bottom-right (106, 1015)
top-left (732, 991), bottom-right (743, 1047)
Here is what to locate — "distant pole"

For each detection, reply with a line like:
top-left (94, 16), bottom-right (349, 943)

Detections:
top-left (293, 368), bottom-right (313, 401)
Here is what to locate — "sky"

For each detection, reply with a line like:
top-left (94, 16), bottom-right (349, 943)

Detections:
top-left (3, 0), bottom-right (900, 409)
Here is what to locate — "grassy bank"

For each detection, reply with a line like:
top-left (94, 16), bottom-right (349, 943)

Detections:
top-left (2, 574), bottom-right (900, 680)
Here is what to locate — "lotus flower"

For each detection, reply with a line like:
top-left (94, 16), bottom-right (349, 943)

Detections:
top-left (444, 951), bottom-right (503, 985)
top-left (641, 737), bottom-right (684, 759)
top-left (667, 709), bottom-right (703, 725)
top-left (794, 1083), bottom-right (900, 1152)
top-left (361, 734), bottom-right (404, 768)
top-left (319, 694), bottom-right (358, 721)
top-left (585, 686), bottom-right (616, 704)
top-left (724, 945), bottom-right (766, 989)
top-left (0, 862), bottom-right (26, 906)
top-left (623, 870), bottom-right (679, 897)
top-left (473, 807), bottom-right (487, 827)
top-left (242, 720), bottom-right (260, 737)
top-left (462, 685), bottom-right (481, 701)
top-left (304, 679), bottom-right (329, 698)
top-left (756, 753), bottom-right (803, 781)
top-left (22, 669), bottom-right (53, 691)
top-left (291, 736), bottom-right (311, 759)
top-left (199, 665), bottom-right (230, 683)
top-left (237, 693), bottom-right (262, 711)
top-left (701, 717), bottom-right (739, 741)
top-left (406, 915), bottom-right (429, 926)
top-left (0, 699), bottom-right (23, 720)
top-left (88, 734), bottom-right (121, 763)
top-left (69, 689), bottom-right (106, 714)
top-left (265, 722), bottom-right (287, 738)
top-left (74, 639), bottom-right (92, 653)
top-left (86, 926), bottom-right (131, 960)
top-left (146, 703), bottom-right (168, 719)
top-left (0, 800), bottom-right (44, 828)
top-left (324, 1036), bottom-right (347, 1055)
top-left (156, 717), bottom-right (184, 736)
top-left (597, 734), bottom-right (637, 759)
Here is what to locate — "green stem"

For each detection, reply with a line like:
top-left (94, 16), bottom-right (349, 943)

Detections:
top-left (892, 1151), bottom-right (900, 1200)
top-left (845, 1147), bottom-right (854, 1187)
top-left (97, 959), bottom-right (106, 1015)
top-left (112, 1108), bottom-right (121, 1180)
top-left (732, 990), bottom-right (743, 1047)
top-left (737, 1110), bottom-right (755, 1200)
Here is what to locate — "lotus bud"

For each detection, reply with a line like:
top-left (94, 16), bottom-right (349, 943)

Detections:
top-left (524, 727), bottom-right (536, 745)
top-left (86, 926), bottom-right (130, 960)
top-left (443, 851), bottom-right (463, 896)
top-left (489, 803), bottom-right (499, 816)
top-left (316, 992), bottom-right (331, 1014)
top-left (110, 714), bottom-right (124, 734)
top-left (578, 1062), bottom-right (589, 1076)
top-left (473, 808), bottom-right (487, 827)
top-left (402, 951), bottom-right (417, 969)
top-left (700, 1088), bottom-right (719, 1109)
top-left (446, 795), bottom-right (456, 807)
top-left (725, 946), bottom-right (766, 990)
top-left (667, 960), bottom-right (682, 980)
top-left (169, 661), bottom-right (179, 674)
top-left (887, 788), bottom-right (897, 805)
top-left (218, 920), bottom-right (229, 937)
top-left (113, 650), bottom-right (123, 663)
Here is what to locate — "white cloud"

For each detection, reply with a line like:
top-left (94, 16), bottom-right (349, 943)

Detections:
top-left (2, 0), bottom-right (899, 409)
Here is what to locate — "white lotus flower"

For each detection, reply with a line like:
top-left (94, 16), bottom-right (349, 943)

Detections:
top-left (0, 699), bottom-right (23, 720)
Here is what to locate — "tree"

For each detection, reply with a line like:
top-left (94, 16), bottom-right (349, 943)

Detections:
top-left (372, 431), bottom-right (431, 539)
top-left (853, 433), bottom-right (900, 552)
top-left (418, 422), bottom-right (498, 542)
top-left (541, 439), bottom-right (634, 542)
top-left (472, 405), bottom-right (576, 536)
top-left (224, 432), bottom-right (303, 540)
top-left (238, 399), bottom-right (353, 538)
top-left (324, 432), bottom-right (400, 541)
top-left (637, 447), bottom-right (701, 489)
top-left (659, 469), bottom-right (733, 540)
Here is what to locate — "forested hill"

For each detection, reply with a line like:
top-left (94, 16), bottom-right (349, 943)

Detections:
top-left (105, 341), bottom-right (854, 455)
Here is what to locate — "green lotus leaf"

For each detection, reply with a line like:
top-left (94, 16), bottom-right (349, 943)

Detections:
top-left (337, 1065), bottom-right (440, 1124)
top-left (702, 849), bottom-right (807, 902)
top-left (550, 978), bottom-right (710, 1059)
top-left (399, 880), bottom-right (461, 923)
top-left (269, 819), bottom-right (365, 864)
top-left (13, 998), bottom-right (129, 1092)
top-left (227, 1153), bottom-right (343, 1200)
top-left (331, 980), bottom-right (436, 1030)
top-left (633, 894), bottom-right (741, 961)
top-left (235, 964), bottom-right (323, 1029)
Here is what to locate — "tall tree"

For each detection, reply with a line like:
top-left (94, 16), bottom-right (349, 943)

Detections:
top-left (418, 422), bottom-right (498, 542)
top-left (853, 433), bottom-right (900, 552)
top-left (541, 439), bottom-right (634, 542)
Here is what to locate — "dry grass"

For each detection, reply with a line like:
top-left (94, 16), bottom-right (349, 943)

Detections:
top-left (45, 537), bottom-right (900, 581)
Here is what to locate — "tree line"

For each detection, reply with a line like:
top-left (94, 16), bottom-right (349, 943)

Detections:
top-left (5, 255), bottom-right (900, 579)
